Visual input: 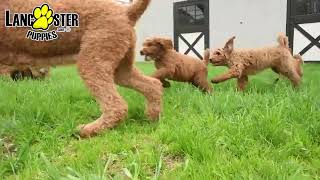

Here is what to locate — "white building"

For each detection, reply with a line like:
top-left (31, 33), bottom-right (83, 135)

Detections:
top-left (132, 0), bottom-right (319, 61)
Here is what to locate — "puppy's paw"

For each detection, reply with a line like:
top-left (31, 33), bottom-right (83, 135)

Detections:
top-left (206, 87), bottom-right (213, 94)
top-left (146, 101), bottom-right (162, 122)
top-left (146, 109), bottom-right (161, 122)
top-left (211, 79), bottom-right (219, 84)
top-left (77, 124), bottom-right (98, 138)
top-left (162, 81), bottom-right (171, 88)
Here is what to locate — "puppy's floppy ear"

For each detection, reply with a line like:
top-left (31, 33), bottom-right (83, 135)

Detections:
top-left (157, 38), bottom-right (173, 50)
top-left (224, 36), bottom-right (236, 54)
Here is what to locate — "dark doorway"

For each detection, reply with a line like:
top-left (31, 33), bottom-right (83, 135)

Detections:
top-left (287, 0), bottom-right (320, 59)
top-left (174, 0), bottom-right (210, 59)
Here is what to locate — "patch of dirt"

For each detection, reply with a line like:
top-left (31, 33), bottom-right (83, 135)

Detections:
top-left (163, 154), bottom-right (184, 170)
top-left (1, 135), bottom-right (17, 156)
top-left (101, 153), bottom-right (130, 179)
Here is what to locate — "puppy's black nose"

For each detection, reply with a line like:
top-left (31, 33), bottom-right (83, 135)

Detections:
top-left (209, 58), bottom-right (213, 62)
top-left (140, 51), bottom-right (144, 55)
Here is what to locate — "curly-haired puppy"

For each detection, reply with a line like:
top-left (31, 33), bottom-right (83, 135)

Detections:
top-left (206, 34), bottom-right (303, 91)
top-left (0, 0), bottom-right (163, 138)
top-left (140, 37), bottom-right (212, 93)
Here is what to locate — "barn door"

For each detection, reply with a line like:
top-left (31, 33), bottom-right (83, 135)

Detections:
top-left (287, 0), bottom-right (320, 61)
top-left (174, 0), bottom-right (210, 59)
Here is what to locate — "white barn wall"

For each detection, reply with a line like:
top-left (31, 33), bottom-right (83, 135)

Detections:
top-left (135, 0), bottom-right (174, 61)
top-left (293, 23), bottom-right (320, 61)
top-left (210, 0), bottom-right (288, 48)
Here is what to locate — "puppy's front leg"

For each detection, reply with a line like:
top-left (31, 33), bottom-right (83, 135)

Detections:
top-left (237, 75), bottom-right (248, 91)
top-left (211, 66), bottom-right (243, 84)
top-left (161, 79), bottom-right (171, 88)
top-left (152, 68), bottom-right (173, 87)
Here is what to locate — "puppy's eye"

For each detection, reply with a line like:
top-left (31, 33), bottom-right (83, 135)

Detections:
top-left (215, 52), bottom-right (221, 56)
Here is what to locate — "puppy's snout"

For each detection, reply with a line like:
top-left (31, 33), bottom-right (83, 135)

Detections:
top-left (209, 58), bottom-right (213, 62)
top-left (140, 50), bottom-right (144, 56)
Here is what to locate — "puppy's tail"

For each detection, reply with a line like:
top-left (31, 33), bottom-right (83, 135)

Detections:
top-left (277, 33), bottom-right (289, 49)
top-left (203, 49), bottom-right (210, 66)
top-left (127, 0), bottom-right (151, 25)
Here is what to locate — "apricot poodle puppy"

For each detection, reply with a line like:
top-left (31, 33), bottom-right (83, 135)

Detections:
top-left (206, 34), bottom-right (303, 91)
top-left (140, 37), bottom-right (212, 93)
top-left (0, 0), bottom-right (163, 138)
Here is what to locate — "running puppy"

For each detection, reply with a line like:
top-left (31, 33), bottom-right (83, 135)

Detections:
top-left (206, 34), bottom-right (303, 91)
top-left (140, 37), bottom-right (212, 93)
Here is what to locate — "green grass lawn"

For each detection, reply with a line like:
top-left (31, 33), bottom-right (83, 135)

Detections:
top-left (0, 63), bottom-right (320, 179)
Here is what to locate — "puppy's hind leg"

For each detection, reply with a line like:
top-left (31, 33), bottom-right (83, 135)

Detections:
top-left (293, 55), bottom-right (304, 77)
top-left (115, 49), bottom-right (163, 121)
top-left (277, 65), bottom-right (301, 88)
top-left (192, 71), bottom-right (213, 93)
top-left (77, 31), bottom-right (132, 138)
top-left (287, 70), bottom-right (301, 88)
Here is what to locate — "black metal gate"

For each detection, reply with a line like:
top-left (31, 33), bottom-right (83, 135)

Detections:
top-left (174, 0), bottom-right (210, 59)
top-left (287, 0), bottom-right (320, 60)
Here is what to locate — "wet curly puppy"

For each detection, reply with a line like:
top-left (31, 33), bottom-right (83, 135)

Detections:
top-left (206, 34), bottom-right (303, 91)
top-left (140, 37), bottom-right (212, 93)
top-left (0, 0), bottom-right (163, 138)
